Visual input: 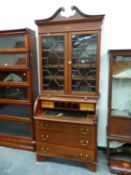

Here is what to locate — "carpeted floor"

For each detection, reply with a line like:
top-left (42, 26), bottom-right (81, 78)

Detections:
top-left (0, 146), bottom-right (116, 175)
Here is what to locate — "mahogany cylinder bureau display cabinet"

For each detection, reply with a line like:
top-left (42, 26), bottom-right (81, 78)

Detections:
top-left (34, 6), bottom-right (104, 172)
top-left (107, 50), bottom-right (131, 174)
top-left (0, 28), bottom-right (38, 151)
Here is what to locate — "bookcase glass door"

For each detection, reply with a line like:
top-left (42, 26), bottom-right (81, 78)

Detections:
top-left (0, 71), bottom-right (27, 82)
top-left (42, 35), bottom-right (65, 92)
top-left (0, 87), bottom-right (28, 100)
top-left (111, 55), bottom-right (131, 117)
top-left (0, 54), bottom-right (27, 67)
top-left (0, 35), bottom-right (26, 49)
top-left (0, 104), bottom-right (31, 118)
top-left (71, 33), bottom-right (97, 93)
top-left (0, 120), bottom-right (32, 137)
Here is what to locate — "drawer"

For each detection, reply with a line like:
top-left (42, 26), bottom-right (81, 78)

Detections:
top-left (36, 143), bottom-right (96, 163)
top-left (110, 160), bottom-right (131, 175)
top-left (36, 130), bottom-right (96, 149)
top-left (110, 117), bottom-right (130, 138)
top-left (35, 120), bottom-right (96, 136)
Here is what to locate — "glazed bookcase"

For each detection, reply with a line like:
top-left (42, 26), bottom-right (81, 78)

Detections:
top-left (107, 50), bottom-right (131, 174)
top-left (34, 6), bottom-right (104, 172)
top-left (0, 28), bottom-right (38, 151)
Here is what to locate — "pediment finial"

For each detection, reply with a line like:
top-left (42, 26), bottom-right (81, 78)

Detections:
top-left (35, 6), bottom-right (104, 25)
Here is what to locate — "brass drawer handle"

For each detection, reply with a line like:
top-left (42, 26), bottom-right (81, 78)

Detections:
top-left (123, 162), bottom-right (130, 168)
top-left (80, 153), bottom-right (88, 160)
top-left (40, 124), bottom-right (48, 130)
top-left (41, 134), bottom-right (49, 141)
top-left (80, 140), bottom-right (89, 146)
top-left (41, 146), bottom-right (49, 152)
top-left (80, 128), bottom-right (89, 134)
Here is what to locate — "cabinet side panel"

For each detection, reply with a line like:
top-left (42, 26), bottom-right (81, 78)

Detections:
top-left (28, 31), bottom-right (39, 103)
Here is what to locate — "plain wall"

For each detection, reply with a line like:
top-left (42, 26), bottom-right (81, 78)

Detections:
top-left (0, 0), bottom-right (131, 147)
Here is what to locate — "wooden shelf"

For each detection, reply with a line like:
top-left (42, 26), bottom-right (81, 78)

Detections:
top-left (108, 136), bottom-right (131, 143)
top-left (0, 115), bottom-right (32, 123)
top-left (43, 64), bottom-right (64, 68)
top-left (42, 63), bottom-right (96, 69)
top-left (0, 67), bottom-right (29, 71)
top-left (44, 75), bottom-right (96, 80)
top-left (0, 49), bottom-right (29, 53)
top-left (72, 63), bottom-right (96, 68)
top-left (35, 113), bottom-right (95, 125)
top-left (0, 82), bottom-right (30, 87)
top-left (0, 133), bottom-right (34, 151)
top-left (39, 95), bottom-right (98, 103)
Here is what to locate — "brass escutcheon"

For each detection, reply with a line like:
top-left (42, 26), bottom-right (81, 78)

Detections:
top-left (80, 153), bottom-right (88, 160)
top-left (41, 146), bottom-right (49, 152)
top-left (80, 140), bottom-right (89, 146)
top-left (123, 162), bottom-right (130, 168)
top-left (41, 134), bottom-right (49, 141)
top-left (40, 123), bottom-right (48, 130)
top-left (80, 128), bottom-right (89, 134)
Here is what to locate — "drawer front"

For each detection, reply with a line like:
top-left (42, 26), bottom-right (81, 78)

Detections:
top-left (110, 160), bottom-right (131, 175)
top-left (110, 117), bottom-right (130, 138)
top-left (37, 143), bottom-right (96, 162)
top-left (35, 120), bottom-right (96, 136)
top-left (36, 130), bottom-right (96, 149)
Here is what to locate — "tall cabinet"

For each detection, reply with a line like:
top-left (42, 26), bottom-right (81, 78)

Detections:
top-left (107, 50), bottom-right (131, 174)
top-left (34, 6), bottom-right (104, 172)
top-left (0, 28), bottom-right (38, 151)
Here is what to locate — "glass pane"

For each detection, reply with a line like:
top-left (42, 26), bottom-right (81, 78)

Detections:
top-left (0, 87), bottom-right (28, 100)
top-left (0, 35), bottom-right (25, 49)
top-left (111, 56), bottom-right (131, 117)
top-left (0, 71), bottom-right (27, 82)
top-left (0, 104), bottom-right (31, 118)
top-left (0, 54), bottom-right (27, 67)
top-left (0, 120), bottom-right (32, 137)
top-left (72, 34), bottom-right (97, 93)
top-left (42, 35), bottom-right (64, 91)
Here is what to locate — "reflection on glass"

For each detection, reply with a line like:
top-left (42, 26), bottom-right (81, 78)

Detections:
top-left (0, 104), bottom-right (30, 118)
top-left (111, 56), bottom-right (131, 116)
top-left (0, 120), bottom-right (32, 137)
top-left (0, 71), bottom-right (27, 82)
top-left (0, 54), bottom-right (27, 67)
top-left (0, 87), bottom-right (28, 100)
top-left (42, 35), bottom-right (64, 91)
top-left (0, 35), bottom-right (25, 49)
top-left (72, 34), bottom-right (97, 93)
